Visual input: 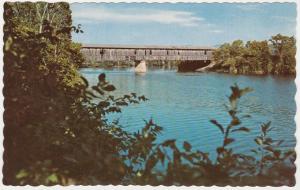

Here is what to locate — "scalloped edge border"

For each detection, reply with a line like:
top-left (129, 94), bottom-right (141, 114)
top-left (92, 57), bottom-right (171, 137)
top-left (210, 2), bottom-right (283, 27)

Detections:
top-left (0, 0), bottom-right (298, 189)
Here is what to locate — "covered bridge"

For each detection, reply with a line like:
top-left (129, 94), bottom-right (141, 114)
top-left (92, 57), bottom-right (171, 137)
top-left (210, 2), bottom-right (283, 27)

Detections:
top-left (81, 44), bottom-right (215, 62)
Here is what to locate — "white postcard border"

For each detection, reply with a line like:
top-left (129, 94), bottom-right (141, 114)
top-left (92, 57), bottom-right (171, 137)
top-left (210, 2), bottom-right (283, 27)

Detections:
top-left (0, 0), bottom-right (298, 190)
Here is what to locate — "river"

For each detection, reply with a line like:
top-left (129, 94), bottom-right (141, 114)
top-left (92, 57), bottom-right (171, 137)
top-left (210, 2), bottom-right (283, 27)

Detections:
top-left (80, 67), bottom-right (296, 158)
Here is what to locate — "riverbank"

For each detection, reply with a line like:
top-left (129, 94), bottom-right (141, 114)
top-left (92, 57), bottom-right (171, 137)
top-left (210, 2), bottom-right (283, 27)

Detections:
top-left (194, 62), bottom-right (295, 77)
top-left (202, 64), bottom-right (296, 77)
top-left (80, 63), bottom-right (296, 77)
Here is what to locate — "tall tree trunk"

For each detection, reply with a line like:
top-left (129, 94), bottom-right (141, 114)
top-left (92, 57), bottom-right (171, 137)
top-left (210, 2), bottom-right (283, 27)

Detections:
top-left (37, 3), bottom-right (48, 33)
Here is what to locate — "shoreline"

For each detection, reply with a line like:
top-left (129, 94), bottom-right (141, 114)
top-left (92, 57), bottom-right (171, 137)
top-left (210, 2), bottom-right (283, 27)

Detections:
top-left (79, 65), bottom-right (296, 78)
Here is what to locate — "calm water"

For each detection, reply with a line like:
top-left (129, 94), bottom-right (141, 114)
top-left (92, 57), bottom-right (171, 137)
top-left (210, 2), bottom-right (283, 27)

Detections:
top-left (80, 68), bottom-right (296, 158)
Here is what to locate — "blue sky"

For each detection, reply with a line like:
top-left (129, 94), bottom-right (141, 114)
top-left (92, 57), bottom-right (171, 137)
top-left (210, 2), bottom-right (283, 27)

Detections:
top-left (71, 3), bottom-right (296, 46)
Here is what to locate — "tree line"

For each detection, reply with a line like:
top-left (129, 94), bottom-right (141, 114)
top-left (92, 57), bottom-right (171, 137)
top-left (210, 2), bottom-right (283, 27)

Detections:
top-left (3, 2), bottom-right (296, 186)
top-left (212, 35), bottom-right (296, 75)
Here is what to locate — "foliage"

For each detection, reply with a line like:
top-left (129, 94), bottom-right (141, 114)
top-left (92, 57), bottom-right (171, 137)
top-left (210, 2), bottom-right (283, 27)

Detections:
top-left (212, 34), bottom-right (296, 75)
top-left (3, 1), bottom-right (83, 185)
top-left (3, 2), bottom-right (295, 186)
top-left (3, 1), bottom-right (135, 185)
top-left (126, 84), bottom-right (295, 186)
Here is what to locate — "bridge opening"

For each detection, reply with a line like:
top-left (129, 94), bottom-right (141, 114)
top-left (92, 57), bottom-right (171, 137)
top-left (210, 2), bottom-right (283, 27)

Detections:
top-left (177, 60), bottom-right (211, 72)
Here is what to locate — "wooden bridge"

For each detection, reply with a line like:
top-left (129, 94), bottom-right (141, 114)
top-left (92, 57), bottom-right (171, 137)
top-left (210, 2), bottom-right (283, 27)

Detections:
top-left (81, 44), bottom-right (215, 62)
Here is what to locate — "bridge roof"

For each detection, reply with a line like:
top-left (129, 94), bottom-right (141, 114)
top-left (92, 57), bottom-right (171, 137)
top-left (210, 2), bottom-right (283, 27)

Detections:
top-left (81, 44), bottom-right (215, 50)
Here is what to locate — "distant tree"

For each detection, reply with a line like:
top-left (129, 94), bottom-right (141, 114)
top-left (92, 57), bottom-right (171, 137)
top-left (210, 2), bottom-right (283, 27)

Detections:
top-left (213, 40), bottom-right (246, 74)
top-left (212, 43), bottom-right (231, 67)
top-left (269, 34), bottom-right (296, 75)
top-left (212, 34), bottom-right (295, 75)
top-left (245, 40), bottom-right (271, 74)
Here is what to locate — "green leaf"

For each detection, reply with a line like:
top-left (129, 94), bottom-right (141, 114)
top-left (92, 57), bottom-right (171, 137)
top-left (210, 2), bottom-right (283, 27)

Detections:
top-left (229, 85), bottom-right (253, 106)
top-left (273, 150), bottom-right (281, 158)
top-left (5, 36), bottom-right (13, 51)
top-left (47, 173), bottom-right (58, 183)
top-left (98, 101), bottom-right (110, 107)
top-left (240, 87), bottom-right (253, 96)
top-left (224, 138), bottom-right (235, 146)
top-left (116, 101), bottom-right (128, 106)
top-left (131, 93), bottom-right (137, 98)
top-left (210, 119), bottom-right (224, 134)
top-left (241, 114), bottom-right (251, 118)
top-left (183, 141), bottom-right (192, 152)
top-left (107, 106), bottom-right (121, 113)
top-left (264, 138), bottom-right (273, 145)
top-left (98, 73), bottom-right (106, 82)
top-left (86, 91), bottom-right (99, 98)
top-left (231, 127), bottom-right (250, 133)
top-left (162, 139), bottom-right (176, 147)
top-left (217, 147), bottom-right (225, 154)
top-left (261, 122), bottom-right (272, 135)
top-left (276, 140), bottom-right (284, 146)
top-left (138, 95), bottom-right (148, 101)
top-left (16, 169), bottom-right (28, 179)
top-left (230, 117), bottom-right (241, 126)
top-left (264, 155), bottom-right (274, 161)
top-left (92, 86), bottom-right (104, 95)
top-left (103, 84), bottom-right (116, 91)
top-left (264, 146), bottom-right (274, 152)
top-left (80, 76), bottom-right (89, 87)
top-left (255, 137), bottom-right (263, 145)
